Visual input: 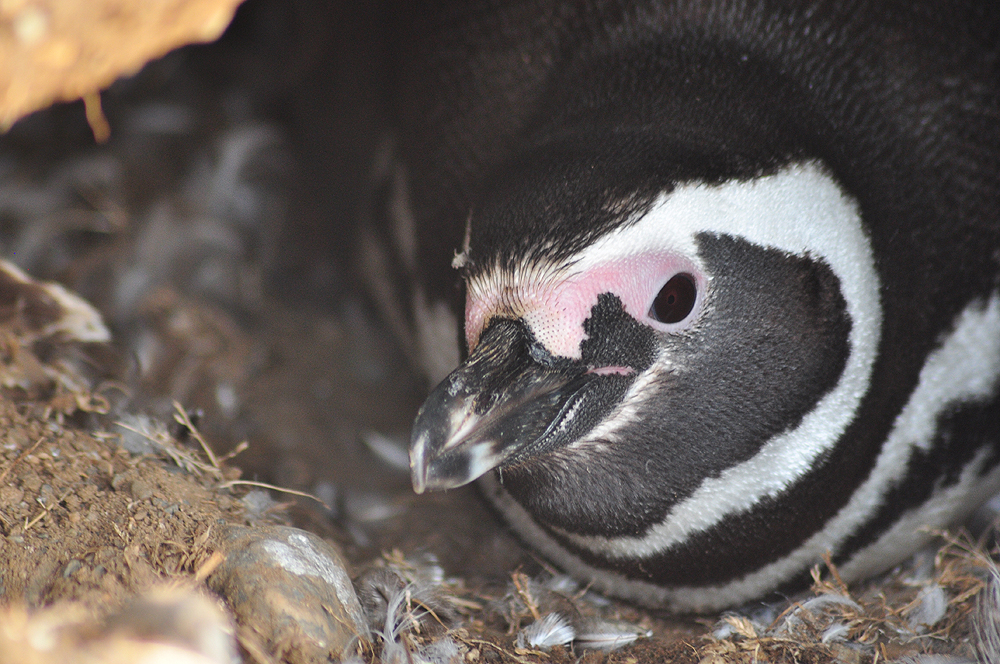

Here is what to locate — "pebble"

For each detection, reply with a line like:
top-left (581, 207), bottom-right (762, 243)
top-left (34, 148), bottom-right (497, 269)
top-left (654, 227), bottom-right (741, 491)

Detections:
top-left (130, 479), bottom-right (155, 501)
top-left (62, 560), bottom-right (83, 578)
top-left (209, 524), bottom-right (368, 663)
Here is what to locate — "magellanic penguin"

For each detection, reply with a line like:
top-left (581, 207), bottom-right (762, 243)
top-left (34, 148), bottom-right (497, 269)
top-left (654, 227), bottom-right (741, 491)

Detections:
top-left (359, 0), bottom-right (1000, 611)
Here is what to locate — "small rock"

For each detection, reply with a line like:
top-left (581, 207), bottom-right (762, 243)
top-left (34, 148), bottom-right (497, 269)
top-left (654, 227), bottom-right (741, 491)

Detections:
top-left (0, 486), bottom-right (24, 505)
top-left (129, 479), bottom-right (154, 501)
top-left (62, 560), bottom-right (83, 578)
top-left (209, 525), bottom-right (368, 663)
top-left (24, 558), bottom-right (61, 605)
top-left (111, 472), bottom-right (133, 492)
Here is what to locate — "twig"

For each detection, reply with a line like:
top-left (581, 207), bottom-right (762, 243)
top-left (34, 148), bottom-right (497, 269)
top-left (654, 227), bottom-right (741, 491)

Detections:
top-left (511, 571), bottom-right (542, 621)
top-left (463, 639), bottom-right (535, 664)
top-left (112, 522), bottom-right (129, 544)
top-left (194, 550), bottom-right (225, 582)
top-left (0, 436), bottom-right (46, 485)
top-left (411, 597), bottom-right (448, 630)
top-left (23, 489), bottom-right (72, 531)
top-left (822, 551), bottom-right (850, 594)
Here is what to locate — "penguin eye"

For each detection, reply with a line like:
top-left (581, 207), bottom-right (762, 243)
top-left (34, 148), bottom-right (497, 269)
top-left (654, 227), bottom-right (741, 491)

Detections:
top-left (649, 274), bottom-right (697, 324)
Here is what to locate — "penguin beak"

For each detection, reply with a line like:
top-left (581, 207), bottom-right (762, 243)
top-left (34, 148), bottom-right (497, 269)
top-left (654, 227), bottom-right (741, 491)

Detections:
top-left (410, 317), bottom-right (592, 493)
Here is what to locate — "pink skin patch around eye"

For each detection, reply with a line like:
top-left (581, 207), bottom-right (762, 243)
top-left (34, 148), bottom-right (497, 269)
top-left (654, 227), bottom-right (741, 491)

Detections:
top-left (465, 252), bottom-right (706, 361)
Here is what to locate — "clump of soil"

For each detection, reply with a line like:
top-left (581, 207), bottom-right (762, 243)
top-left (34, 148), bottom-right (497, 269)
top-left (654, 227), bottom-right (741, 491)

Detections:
top-left (0, 398), bottom-right (246, 616)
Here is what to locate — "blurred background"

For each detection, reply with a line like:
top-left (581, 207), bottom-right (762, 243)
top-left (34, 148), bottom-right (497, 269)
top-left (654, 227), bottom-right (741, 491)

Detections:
top-left (0, 0), bottom-right (528, 576)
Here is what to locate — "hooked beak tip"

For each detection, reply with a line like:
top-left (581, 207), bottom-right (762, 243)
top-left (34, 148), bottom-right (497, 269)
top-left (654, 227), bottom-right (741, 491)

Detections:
top-left (406, 316), bottom-right (605, 495)
top-left (409, 433), bottom-right (428, 494)
top-left (409, 420), bottom-right (498, 492)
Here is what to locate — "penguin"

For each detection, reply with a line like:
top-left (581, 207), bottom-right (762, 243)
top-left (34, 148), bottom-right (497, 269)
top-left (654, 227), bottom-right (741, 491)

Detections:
top-left (359, 0), bottom-right (1000, 611)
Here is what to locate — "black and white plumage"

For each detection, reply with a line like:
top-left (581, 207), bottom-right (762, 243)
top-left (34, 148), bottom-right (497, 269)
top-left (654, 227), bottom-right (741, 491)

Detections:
top-left (360, 0), bottom-right (1000, 611)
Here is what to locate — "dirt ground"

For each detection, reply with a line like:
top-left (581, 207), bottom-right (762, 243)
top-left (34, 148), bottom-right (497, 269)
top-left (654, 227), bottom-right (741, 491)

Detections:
top-left (1, 1), bottom-right (999, 662)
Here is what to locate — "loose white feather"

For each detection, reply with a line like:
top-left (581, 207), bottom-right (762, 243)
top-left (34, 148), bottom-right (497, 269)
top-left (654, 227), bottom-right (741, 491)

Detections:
top-left (515, 613), bottom-right (575, 650)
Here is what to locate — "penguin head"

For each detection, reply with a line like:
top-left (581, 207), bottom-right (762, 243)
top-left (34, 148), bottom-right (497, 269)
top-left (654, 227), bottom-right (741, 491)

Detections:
top-left (409, 131), bottom-right (880, 541)
top-left (390, 3), bottom-right (1000, 611)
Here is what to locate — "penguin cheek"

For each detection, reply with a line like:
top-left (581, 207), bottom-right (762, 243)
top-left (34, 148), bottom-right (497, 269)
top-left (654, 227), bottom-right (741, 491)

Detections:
top-left (464, 287), bottom-right (592, 358)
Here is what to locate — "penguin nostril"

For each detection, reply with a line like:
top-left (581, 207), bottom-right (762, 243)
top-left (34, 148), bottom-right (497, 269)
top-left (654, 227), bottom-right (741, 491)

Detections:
top-left (649, 274), bottom-right (697, 324)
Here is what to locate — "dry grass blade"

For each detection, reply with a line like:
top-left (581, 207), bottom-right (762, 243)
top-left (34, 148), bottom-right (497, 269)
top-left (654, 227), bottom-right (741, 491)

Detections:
top-left (115, 419), bottom-right (220, 479)
top-left (172, 400), bottom-right (221, 470)
top-left (218, 440), bottom-right (249, 462)
top-left (218, 480), bottom-right (330, 510)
